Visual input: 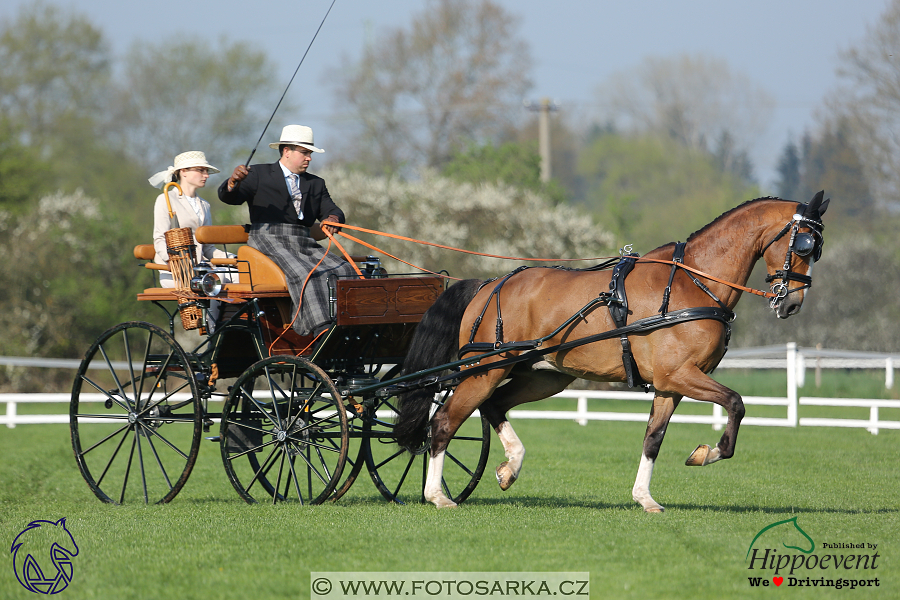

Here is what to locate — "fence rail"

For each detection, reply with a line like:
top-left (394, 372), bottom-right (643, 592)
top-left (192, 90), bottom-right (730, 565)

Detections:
top-left (2, 344), bottom-right (898, 433)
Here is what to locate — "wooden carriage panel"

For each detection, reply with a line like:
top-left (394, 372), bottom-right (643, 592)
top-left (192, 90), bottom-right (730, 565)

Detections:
top-left (334, 277), bottom-right (444, 326)
top-left (257, 298), bottom-right (316, 356)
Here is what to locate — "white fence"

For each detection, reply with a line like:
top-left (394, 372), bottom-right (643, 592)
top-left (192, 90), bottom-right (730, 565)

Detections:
top-left (2, 344), bottom-right (899, 433)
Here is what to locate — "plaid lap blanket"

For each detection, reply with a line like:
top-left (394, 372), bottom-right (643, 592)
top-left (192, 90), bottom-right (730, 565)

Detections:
top-left (248, 223), bottom-right (357, 335)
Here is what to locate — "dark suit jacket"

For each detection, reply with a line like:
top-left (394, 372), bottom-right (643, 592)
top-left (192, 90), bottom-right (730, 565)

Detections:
top-left (217, 162), bottom-right (345, 226)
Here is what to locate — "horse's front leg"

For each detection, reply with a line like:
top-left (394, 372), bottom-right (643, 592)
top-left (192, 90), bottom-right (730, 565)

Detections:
top-left (679, 370), bottom-right (745, 467)
top-left (633, 391), bottom-right (681, 512)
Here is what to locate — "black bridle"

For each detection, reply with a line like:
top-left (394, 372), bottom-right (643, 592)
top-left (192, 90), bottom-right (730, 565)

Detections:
top-left (760, 206), bottom-right (825, 309)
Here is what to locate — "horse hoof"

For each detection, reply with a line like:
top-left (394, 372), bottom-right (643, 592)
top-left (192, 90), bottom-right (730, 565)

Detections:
top-left (496, 461), bottom-right (518, 491)
top-left (685, 444), bottom-right (711, 466)
top-left (434, 499), bottom-right (458, 509)
top-left (644, 505), bottom-right (665, 514)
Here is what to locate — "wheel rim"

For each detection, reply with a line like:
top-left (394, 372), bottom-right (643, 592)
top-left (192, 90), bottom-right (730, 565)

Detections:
top-left (364, 383), bottom-right (490, 505)
top-left (220, 356), bottom-right (349, 504)
top-left (70, 321), bottom-right (202, 505)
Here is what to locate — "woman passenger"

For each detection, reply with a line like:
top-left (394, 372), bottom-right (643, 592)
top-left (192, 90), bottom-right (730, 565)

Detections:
top-left (148, 151), bottom-right (230, 288)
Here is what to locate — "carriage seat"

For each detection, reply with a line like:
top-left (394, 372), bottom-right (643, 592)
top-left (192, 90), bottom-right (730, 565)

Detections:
top-left (136, 225), bottom-right (379, 301)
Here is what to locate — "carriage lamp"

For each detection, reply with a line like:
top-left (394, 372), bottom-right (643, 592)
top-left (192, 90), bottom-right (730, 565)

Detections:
top-left (190, 262), bottom-right (223, 297)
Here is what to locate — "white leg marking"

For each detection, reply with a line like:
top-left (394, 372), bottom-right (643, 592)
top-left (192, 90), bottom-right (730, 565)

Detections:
top-left (495, 421), bottom-right (525, 490)
top-left (632, 453), bottom-right (664, 513)
top-left (424, 450), bottom-right (457, 508)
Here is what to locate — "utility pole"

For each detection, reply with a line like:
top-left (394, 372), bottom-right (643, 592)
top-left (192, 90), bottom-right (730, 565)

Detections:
top-left (524, 97), bottom-right (559, 183)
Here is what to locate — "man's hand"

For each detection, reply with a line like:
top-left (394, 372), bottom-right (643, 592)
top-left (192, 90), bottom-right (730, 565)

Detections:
top-left (321, 215), bottom-right (341, 236)
top-left (227, 165), bottom-right (249, 191)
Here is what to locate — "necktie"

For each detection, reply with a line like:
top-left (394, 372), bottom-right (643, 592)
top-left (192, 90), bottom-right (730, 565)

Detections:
top-left (288, 174), bottom-right (303, 220)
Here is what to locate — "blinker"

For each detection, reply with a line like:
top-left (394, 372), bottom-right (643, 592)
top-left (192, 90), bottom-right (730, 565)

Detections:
top-left (791, 232), bottom-right (821, 261)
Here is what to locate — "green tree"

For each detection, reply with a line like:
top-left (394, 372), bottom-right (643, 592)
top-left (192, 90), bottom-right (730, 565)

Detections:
top-left (799, 119), bottom-right (874, 221)
top-left (577, 132), bottom-right (759, 251)
top-left (329, 0), bottom-right (533, 173)
top-left (109, 36), bottom-right (283, 172)
top-left (0, 117), bottom-right (53, 213)
top-left (595, 54), bottom-right (774, 180)
top-left (0, 2), bottom-right (110, 150)
top-left (441, 141), bottom-right (567, 204)
top-left (775, 139), bottom-right (802, 200)
top-left (833, 0), bottom-right (900, 212)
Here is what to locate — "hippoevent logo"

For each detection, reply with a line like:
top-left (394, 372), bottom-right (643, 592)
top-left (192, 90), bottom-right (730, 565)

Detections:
top-left (745, 517), bottom-right (880, 590)
top-left (10, 518), bottom-right (79, 594)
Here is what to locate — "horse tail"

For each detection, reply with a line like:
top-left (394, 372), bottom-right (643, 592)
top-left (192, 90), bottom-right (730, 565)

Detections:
top-left (393, 278), bottom-right (483, 451)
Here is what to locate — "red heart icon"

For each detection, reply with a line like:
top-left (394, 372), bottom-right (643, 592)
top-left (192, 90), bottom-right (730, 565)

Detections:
top-left (773, 577), bottom-right (783, 586)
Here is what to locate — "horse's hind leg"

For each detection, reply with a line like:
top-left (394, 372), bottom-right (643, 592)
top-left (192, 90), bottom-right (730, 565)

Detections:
top-left (633, 391), bottom-right (681, 513)
top-left (479, 369), bottom-right (576, 491)
top-left (425, 368), bottom-right (510, 508)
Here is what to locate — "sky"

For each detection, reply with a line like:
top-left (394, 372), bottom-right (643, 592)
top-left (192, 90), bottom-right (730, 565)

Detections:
top-left (3, 0), bottom-right (893, 190)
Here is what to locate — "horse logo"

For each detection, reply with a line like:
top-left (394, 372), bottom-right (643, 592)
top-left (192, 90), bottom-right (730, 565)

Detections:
top-left (746, 516), bottom-right (815, 559)
top-left (10, 518), bottom-right (79, 594)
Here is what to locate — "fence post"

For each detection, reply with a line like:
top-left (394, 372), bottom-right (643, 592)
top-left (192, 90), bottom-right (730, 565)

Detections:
top-left (712, 404), bottom-right (723, 431)
top-left (867, 406), bottom-right (880, 436)
top-left (6, 401), bottom-right (16, 429)
top-left (577, 395), bottom-right (588, 426)
top-left (886, 357), bottom-right (894, 390)
top-left (786, 342), bottom-right (798, 427)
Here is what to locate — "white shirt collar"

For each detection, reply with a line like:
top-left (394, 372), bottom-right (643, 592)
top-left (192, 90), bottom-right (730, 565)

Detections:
top-left (278, 160), bottom-right (295, 179)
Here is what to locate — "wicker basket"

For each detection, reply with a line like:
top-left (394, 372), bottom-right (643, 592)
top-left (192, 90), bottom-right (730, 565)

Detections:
top-left (165, 227), bottom-right (203, 330)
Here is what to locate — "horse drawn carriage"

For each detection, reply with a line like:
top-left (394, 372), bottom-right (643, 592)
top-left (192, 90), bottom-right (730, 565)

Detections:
top-left (69, 223), bottom-right (491, 506)
top-left (70, 192), bottom-right (829, 512)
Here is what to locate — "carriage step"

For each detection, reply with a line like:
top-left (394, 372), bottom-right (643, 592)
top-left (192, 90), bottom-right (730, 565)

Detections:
top-left (205, 436), bottom-right (221, 442)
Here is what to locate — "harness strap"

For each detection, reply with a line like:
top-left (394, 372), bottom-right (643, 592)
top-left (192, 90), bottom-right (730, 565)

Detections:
top-left (658, 242), bottom-right (686, 315)
top-left (606, 253), bottom-right (642, 388)
top-left (444, 307), bottom-right (735, 388)
top-left (467, 266), bottom-right (529, 347)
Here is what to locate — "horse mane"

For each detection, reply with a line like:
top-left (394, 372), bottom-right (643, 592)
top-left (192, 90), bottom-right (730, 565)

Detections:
top-left (685, 196), bottom-right (791, 244)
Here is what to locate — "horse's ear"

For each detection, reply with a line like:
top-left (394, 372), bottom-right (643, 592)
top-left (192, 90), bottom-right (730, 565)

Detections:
top-left (819, 197), bottom-right (830, 216)
top-left (804, 190), bottom-right (827, 217)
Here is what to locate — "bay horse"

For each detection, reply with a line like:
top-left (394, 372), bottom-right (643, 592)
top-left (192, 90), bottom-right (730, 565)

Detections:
top-left (394, 192), bottom-right (829, 512)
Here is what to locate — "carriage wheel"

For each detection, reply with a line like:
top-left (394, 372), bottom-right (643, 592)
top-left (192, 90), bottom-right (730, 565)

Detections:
top-left (364, 375), bottom-right (491, 505)
top-left (70, 321), bottom-right (202, 505)
top-left (220, 356), bottom-right (349, 504)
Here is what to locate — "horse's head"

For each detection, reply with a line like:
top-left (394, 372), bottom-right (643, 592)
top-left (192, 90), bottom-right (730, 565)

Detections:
top-left (760, 191), bottom-right (829, 319)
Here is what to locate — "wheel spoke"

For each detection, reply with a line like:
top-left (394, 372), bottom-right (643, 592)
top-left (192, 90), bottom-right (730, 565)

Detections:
top-left (287, 454), bottom-right (304, 505)
top-left (141, 424), bottom-right (191, 461)
top-left (273, 449), bottom-right (287, 505)
top-left (289, 441), bottom-right (330, 486)
top-left (390, 454), bottom-right (417, 500)
top-left (79, 422), bottom-right (131, 458)
top-left (99, 344), bottom-right (132, 412)
top-left (94, 426), bottom-right (132, 487)
top-left (79, 374), bottom-right (131, 413)
top-left (119, 434), bottom-right (137, 505)
top-left (135, 423), bottom-right (149, 504)
top-left (245, 444), bottom-right (281, 494)
top-left (142, 428), bottom-right (174, 492)
top-left (445, 449), bottom-right (476, 478)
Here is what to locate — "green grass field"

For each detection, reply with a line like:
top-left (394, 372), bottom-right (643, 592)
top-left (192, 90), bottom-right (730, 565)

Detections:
top-left (1, 410), bottom-right (897, 600)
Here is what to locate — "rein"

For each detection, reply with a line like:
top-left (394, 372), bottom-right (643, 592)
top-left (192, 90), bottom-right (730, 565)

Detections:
top-left (322, 207), bottom-right (825, 310)
top-left (327, 222), bottom-right (781, 299)
top-left (633, 257), bottom-right (776, 299)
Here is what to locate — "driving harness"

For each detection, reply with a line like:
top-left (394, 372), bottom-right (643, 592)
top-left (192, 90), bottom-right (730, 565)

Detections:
top-left (459, 243), bottom-right (735, 390)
